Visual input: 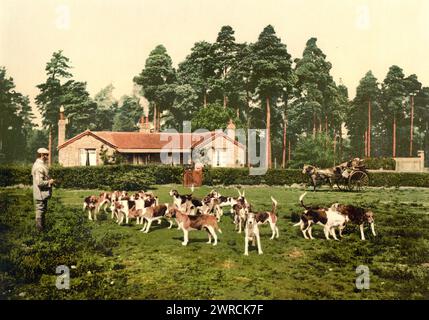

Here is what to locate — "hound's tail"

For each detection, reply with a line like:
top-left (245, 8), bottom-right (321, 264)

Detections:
top-left (293, 221), bottom-right (301, 227)
top-left (235, 187), bottom-right (242, 197)
top-left (299, 192), bottom-right (309, 209)
top-left (270, 196), bottom-right (278, 214)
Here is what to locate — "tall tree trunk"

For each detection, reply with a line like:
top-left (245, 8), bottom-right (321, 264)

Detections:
top-left (393, 113), bottom-right (397, 158)
top-left (153, 103), bottom-right (157, 131)
top-left (246, 89), bottom-right (251, 169)
top-left (410, 95), bottom-right (414, 156)
top-left (364, 130), bottom-right (368, 158)
top-left (333, 130), bottom-right (337, 165)
top-left (282, 111), bottom-right (287, 168)
top-left (203, 91), bottom-right (207, 108)
top-left (325, 115), bottom-right (328, 133)
top-left (223, 68), bottom-right (227, 108)
top-left (157, 108), bottom-right (161, 131)
top-left (48, 125), bottom-right (52, 166)
top-left (313, 112), bottom-right (316, 137)
top-left (266, 97), bottom-right (271, 169)
top-left (339, 124), bottom-right (343, 160)
top-left (368, 99), bottom-right (371, 158)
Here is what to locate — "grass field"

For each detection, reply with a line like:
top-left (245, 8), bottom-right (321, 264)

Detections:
top-left (1, 185), bottom-right (429, 300)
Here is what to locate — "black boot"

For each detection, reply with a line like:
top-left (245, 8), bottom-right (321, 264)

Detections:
top-left (36, 218), bottom-right (43, 232)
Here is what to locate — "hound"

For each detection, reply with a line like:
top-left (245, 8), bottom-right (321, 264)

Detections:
top-left (213, 188), bottom-right (247, 214)
top-left (232, 197), bottom-right (251, 234)
top-left (252, 196), bottom-right (279, 240)
top-left (114, 199), bottom-right (131, 225)
top-left (331, 203), bottom-right (376, 240)
top-left (169, 189), bottom-right (202, 213)
top-left (294, 192), bottom-right (346, 240)
top-left (199, 197), bottom-right (223, 221)
top-left (244, 211), bottom-right (263, 255)
top-left (109, 191), bottom-right (125, 220)
top-left (165, 207), bottom-right (222, 246)
top-left (96, 192), bottom-right (112, 214)
top-left (139, 204), bottom-right (169, 233)
top-left (83, 195), bottom-right (99, 221)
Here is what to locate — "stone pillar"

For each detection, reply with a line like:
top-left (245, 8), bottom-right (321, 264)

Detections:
top-left (418, 150), bottom-right (425, 172)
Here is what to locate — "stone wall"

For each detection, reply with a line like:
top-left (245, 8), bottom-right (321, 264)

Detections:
top-left (394, 150), bottom-right (426, 172)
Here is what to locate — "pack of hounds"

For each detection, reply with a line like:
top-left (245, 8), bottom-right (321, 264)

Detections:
top-left (83, 188), bottom-right (376, 255)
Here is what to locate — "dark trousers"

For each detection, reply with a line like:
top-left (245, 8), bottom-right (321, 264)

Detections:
top-left (35, 199), bottom-right (48, 222)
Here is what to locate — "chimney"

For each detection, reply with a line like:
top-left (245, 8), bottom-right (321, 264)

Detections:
top-left (139, 116), bottom-right (151, 133)
top-left (226, 119), bottom-right (236, 141)
top-left (58, 105), bottom-right (68, 146)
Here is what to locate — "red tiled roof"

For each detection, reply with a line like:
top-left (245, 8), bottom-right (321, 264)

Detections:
top-left (57, 130), bottom-right (244, 151)
top-left (95, 131), bottom-right (212, 149)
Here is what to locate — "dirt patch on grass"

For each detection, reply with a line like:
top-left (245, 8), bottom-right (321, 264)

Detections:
top-left (219, 259), bottom-right (237, 270)
top-left (288, 248), bottom-right (305, 259)
top-left (234, 276), bottom-right (251, 283)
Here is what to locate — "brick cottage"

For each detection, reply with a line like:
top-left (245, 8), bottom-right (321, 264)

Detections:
top-left (57, 107), bottom-right (245, 168)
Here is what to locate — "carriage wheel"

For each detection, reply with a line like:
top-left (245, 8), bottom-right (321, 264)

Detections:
top-left (348, 171), bottom-right (369, 192)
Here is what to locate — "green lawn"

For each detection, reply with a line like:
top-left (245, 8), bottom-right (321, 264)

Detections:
top-left (1, 185), bottom-right (429, 299)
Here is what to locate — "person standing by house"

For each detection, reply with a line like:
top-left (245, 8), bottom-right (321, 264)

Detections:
top-left (32, 148), bottom-right (54, 231)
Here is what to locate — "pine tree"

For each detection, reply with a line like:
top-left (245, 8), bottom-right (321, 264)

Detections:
top-left (251, 25), bottom-right (293, 168)
top-left (348, 71), bottom-right (380, 157)
top-left (134, 45), bottom-right (177, 131)
top-left (381, 66), bottom-right (406, 157)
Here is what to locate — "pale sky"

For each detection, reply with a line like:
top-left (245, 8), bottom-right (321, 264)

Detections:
top-left (1, 0), bottom-right (429, 127)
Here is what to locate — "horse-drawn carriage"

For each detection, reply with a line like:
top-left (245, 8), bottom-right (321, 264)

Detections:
top-left (333, 162), bottom-right (369, 192)
top-left (303, 158), bottom-right (370, 192)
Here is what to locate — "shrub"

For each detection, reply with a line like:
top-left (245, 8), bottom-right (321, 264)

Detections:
top-left (0, 165), bottom-right (32, 186)
top-left (0, 192), bottom-right (119, 284)
top-left (110, 170), bottom-right (156, 191)
top-left (364, 157), bottom-right (396, 170)
top-left (368, 171), bottom-right (429, 187)
top-left (288, 134), bottom-right (340, 169)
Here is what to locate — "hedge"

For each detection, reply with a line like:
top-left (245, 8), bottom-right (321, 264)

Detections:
top-left (0, 165), bottom-right (183, 190)
top-left (1, 165), bottom-right (428, 189)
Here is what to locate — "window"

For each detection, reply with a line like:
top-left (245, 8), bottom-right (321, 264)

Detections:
top-left (80, 149), bottom-right (96, 166)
